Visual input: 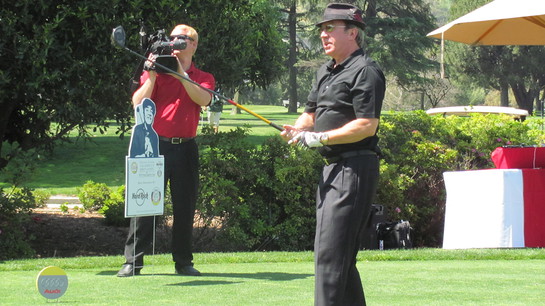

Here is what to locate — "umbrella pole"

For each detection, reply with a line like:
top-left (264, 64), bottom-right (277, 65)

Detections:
top-left (441, 33), bottom-right (445, 79)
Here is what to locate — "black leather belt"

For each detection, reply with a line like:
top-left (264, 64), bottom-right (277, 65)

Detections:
top-left (159, 136), bottom-right (194, 144)
top-left (324, 149), bottom-right (376, 165)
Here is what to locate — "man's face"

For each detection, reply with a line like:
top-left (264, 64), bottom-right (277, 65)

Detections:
top-left (144, 105), bottom-right (154, 125)
top-left (319, 21), bottom-right (354, 58)
top-left (170, 29), bottom-right (197, 57)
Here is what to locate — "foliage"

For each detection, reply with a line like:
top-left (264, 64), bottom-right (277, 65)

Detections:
top-left (78, 181), bottom-right (111, 211)
top-left (99, 186), bottom-right (130, 227)
top-left (60, 203), bottom-right (69, 213)
top-left (0, 146), bottom-right (41, 187)
top-left (0, 0), bottom-right (136, 170)
top-left (58, 114), bottom-right (542, 250)
top-left (377, 112), bottom-right (540, 246)
top-left (31, 189), bottom-right (51, 208)
top-left (0, 0), bottom-right (286, 173)
top-left (119, 0), bottom-right (286, 93)
top-left (78, 182), bottom-right (129, 226)
top-left (0, 187), bottom-right (38, 260)
top-left (196, 126), bottom-right (321, 251)
top-left (0, 146), bottom-right (48, 259)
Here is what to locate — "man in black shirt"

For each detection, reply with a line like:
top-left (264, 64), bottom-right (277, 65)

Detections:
top-left (281, 3), bottom-right (385, 305)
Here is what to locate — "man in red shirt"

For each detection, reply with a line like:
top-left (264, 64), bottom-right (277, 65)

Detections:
top-left (118, 24), bottom-right (215, 277)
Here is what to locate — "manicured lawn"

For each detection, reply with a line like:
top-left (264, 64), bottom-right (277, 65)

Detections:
top-left (2, 249), bottom-right (545, 305)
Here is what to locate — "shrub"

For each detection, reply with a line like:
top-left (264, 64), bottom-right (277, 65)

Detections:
top-left (77, 181), bottom-right (111, 211)
top-left (0, 187), bottom-right (38, 260)
top-left (99, 186), bottom-right (130, 227)
top-left (196, 127), bottom-right (320, 251)
top-left (32, 189), bottom-right (51, 208)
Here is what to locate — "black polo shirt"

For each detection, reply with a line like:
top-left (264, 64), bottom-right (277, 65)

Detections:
top-left (305, 48), bottom-right (385, 157)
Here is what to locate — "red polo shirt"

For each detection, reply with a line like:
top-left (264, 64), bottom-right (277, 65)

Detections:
top-left (139, 62), bottom-right (215, 138)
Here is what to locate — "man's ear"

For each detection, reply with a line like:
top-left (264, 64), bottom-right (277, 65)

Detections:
top-left (350, 27), bottom-right (358, 40)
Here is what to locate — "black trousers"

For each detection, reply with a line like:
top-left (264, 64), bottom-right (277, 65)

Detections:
top-left (124, 139), bottom-right (199, 267)
top-left (314, 154), bottom-right (379, 306)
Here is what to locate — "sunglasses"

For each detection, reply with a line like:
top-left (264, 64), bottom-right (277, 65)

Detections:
top-left (170, 35), bottom-right (194, 41)
top-left (319, 24), bottom-right (347, 33)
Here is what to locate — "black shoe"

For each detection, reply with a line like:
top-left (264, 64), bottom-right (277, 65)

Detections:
top-left (117, 264), bottom-right (141, 277)
top-left (175, 265), bottom-right (201, 276)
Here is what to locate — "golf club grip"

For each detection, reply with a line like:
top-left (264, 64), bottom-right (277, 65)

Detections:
top-left (269, 122), bottom-right (284, 131)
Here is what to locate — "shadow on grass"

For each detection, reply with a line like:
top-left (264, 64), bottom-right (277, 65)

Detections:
top-left (167, 272), bottom-right (313, 286)
top-left (201, 272), bottom-right (313, 281)
top-left (97, 271), bottom-right (313, 283)
top-left (167, 280), bottom-right (242, 286)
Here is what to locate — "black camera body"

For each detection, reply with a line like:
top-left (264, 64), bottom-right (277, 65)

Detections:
top-left (143, 29), bottom-right (187, 73)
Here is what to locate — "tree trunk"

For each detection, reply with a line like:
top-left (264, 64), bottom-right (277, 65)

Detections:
top-left (364, 0), bottom-right (377, 18)
top-left (500, 81), bottom-right (509, 107)
top-left (287, 1), bottom-right (298, 114)
top-left (510, 82), bottom-right (536, 115)
top-left (231, 90), bottom-right (241, 115)
top-left (0, 102), bottom-right (16, 169)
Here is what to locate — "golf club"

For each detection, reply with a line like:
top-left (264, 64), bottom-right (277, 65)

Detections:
top-left (111, 26), bottom-right (284, 132)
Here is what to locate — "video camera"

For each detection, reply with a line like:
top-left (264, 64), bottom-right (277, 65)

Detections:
top-left (142, 29), bottom-right (187, 73)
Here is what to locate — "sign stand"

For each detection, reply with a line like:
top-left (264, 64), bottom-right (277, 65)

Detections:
top-left (125, 98), bottom-right (164, 275)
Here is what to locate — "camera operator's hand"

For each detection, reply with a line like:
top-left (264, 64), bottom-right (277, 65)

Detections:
top-left (144, 53), bottom-right (158, 71)
top-left (132, 54), bottom-right (157, 107)
top-left (169, 56), bottom-right (189, 80)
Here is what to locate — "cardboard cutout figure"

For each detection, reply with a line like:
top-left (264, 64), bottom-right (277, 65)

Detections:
top-left (129, 98), bottom-right (159, 158)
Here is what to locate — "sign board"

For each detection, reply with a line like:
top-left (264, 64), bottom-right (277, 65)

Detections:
top-left (125, 157), bottom-right (164, 217)
top-left (36, 266), bottom-right (68, 300)
top-left (125, 98), bottom-right (164, 217)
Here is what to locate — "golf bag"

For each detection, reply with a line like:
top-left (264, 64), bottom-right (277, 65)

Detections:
top-left (377, 220), bottom-right (413, 250)
top-left (359, 204), bottom-right (387, 250)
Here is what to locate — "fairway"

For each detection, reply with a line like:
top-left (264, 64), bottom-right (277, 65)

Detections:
top-left (2, 253), bottom-right (545, 305)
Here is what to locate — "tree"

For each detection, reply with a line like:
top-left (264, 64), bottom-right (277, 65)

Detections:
top-left (275, 0), bottom-right (321, 113)
top-left (421, 75), bottom-right (452, 108)
top-left (362, 0), bottom-right (438, 90)
top-left (0, 0), bottom-right (285, 172)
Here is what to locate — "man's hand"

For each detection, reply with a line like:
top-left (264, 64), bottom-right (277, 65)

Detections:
top-left (289, 131), bottom-right (328, 149)
top-left (144, 53), bottom-right (158, 71)
top-left (280, 125), bottom-right (300, 142)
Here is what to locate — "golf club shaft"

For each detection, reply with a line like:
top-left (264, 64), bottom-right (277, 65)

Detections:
top-left (124, 47), bottom-right (284, 132)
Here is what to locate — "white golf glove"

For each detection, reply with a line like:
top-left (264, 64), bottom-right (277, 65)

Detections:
top-left (289, 131), bottom-right (329, 148)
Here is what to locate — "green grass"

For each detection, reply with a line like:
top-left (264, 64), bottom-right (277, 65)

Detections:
top-left (0, 105), bottom-right (303, 196)
top-left (2, 249), bottom-right (545, 305)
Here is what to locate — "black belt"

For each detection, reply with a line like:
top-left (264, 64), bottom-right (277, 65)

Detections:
top-left (159, 136), bottom-right (194, 144)
top-left (324, 149), bottom-right (376, 165)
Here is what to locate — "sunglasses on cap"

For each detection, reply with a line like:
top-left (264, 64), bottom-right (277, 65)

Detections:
top-left (170, 34), bottom-right (194, 41)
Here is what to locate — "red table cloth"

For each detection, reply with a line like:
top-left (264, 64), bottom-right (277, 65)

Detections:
top-left (491, 146), bottom-right (545, 169)
top-left (522, 169), bottom-right (545, 247)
